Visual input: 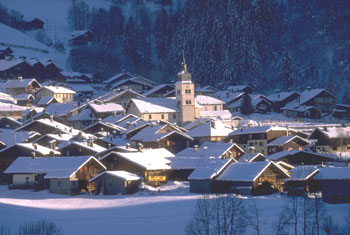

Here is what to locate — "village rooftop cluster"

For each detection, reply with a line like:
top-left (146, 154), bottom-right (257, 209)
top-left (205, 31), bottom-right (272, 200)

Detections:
top-left (1, 48), bottom-right (350, 205)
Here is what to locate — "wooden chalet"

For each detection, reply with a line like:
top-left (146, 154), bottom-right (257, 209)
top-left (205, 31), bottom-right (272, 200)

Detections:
top-left (100, 89), bottom-right (145, 108)
top-left (265, 150), bottom-right (339, 165)
top-left (267, 135), bottom-right (311, 155)
top-left (0, 117), bottom-right (21, 129)
top-left (215, 161), bottom-right (290, 195)
top-left (69, 30), bottom-right (94, 46)
top-left (284, 165), bottom-right (320, 195)
top-left (0, 77), bottom-right (41, 95)
top-left (57, 140), bottom-right (106, 157)
top-left (98, 147), bottom-right (173, 186)
top-left (268, 90), bottom-right (300, 112)
top-left (82, 120), bottom-right (125, 136)
top-left (332, 104), bottom-right (350, 121)
top-left (0, 103), bottom-right (26, 119)
top-left (111, 77), bottom-right (154, 93)
top-left (20, 17), bottom-right (45, 30)
top-left (0, 60), bottom-right (33, 79)
top-left (224, 126), bottom-right (296, 155)
top-left (89, 170), bottom-right (141, 195)
top-left (35, 86), bottom-right (75, 103)
top-left (4, 156), bottom-right (106, 195)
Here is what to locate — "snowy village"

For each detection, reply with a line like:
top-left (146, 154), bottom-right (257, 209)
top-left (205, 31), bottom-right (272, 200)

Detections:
top-left (0, 0), bottom-right (350, 234)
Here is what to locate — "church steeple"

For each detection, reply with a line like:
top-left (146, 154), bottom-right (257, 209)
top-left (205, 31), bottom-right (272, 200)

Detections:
top-left (177, 50), bottom-right (191, 82)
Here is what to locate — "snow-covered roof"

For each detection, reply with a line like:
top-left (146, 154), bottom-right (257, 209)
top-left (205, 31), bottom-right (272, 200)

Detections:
top-left (42, 86), bottom-right (76, 94)
top-left (89, 170), bottom-right (141, 182)
top-left (45, 103), bottom-right (76, 116)
top-left (0, 78), bottom-right (40, 89)
top-left (0, 102), bottom-right (26, 112)
top-left (57, 141), bottom-right (106, 155)
top-left (15, 93), bottom-right (34, 100)
top-left (101, 89), bottom-right (145, 103)
top-left (187, 158), bottom-right (234, 180)
top-left (217, 161), bottom-right (290, 182)
top-left (5, 156), bottom-right (105, 179)
top-left (199, 110), bottom-right (232, 120)
top-left (0, 143), bottom-right (61, 156)
top-left (226, 85), bottom-right (251, 92)
top-left (115, 148), bottom-right (173, 170)
top-left (237, 153), bottom-right (265, 163)
top-left (267, 135), bottom-right (310, 147)
top-left (265, 150), bottom-right (340, 161)
top-left (315, 167), bottom-right (350, 180)
top-left (268, 91), bottom-right (299, 102)
top-left (70, 30), bottom-right (93, 40)
top-left (68, 84), bottom-right (94, 92)
top-left (228, 126), bottom-right (290, 135)
top-left (68, 108), bottom-right (93, 121)
top-left (111, 77), bottom-right (153, 90)
top-left (130, 124), bottom-right (192, 142)
top-left (37, 96), bottom-right (56, 106)
top-left (0, 92), bottom-right (15, 103)
top-left (0, 59), bottom-right (27, 72)
top-left (0, 131), bottom-right (39, 147)
top-left (187, 120), bottom-right (233, 137)
top-left (143, 84), bottom-right (174, 97)
top-left (212, 91), bottom-right (244, 103)
top-left (195, 95), bottom-right (225, 105)
top-left (89, 103), bottom-right (125, 114)
top-left (288, 165), bottom-right (320, 181)
top-left (321, 127), bottom-right (350, 139)
top-left (130, 98), bottom-right (179, 113)
top-left (103, 72), bottom-right (134, 84)
top-left (281, 105), bottom-right (320, 113)
top-left (284, 89), bottom-right (335, 109)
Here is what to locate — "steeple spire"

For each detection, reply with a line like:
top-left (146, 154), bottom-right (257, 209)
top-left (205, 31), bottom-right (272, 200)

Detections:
top-left (182, 50), bottom-right (187, 72)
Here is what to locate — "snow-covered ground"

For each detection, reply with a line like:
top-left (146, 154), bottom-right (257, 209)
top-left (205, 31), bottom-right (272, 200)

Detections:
top-left (1, 182), bottom-right (350, 235)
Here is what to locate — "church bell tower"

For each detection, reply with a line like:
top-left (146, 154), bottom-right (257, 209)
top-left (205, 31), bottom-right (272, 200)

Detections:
top-left (175, 51), bottom-right (195, 125)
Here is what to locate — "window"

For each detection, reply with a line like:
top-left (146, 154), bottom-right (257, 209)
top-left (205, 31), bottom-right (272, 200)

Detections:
top-left (149, 114), bottom-right (152, 119)
top-left (161, 114), bottom-right (165, 119)
top-left (259, 142), bottom-right (263, 146)
top-left (248, 134), bottom-right (252, 140)
top-left (214, 106), bottom-right (217, 111)
top-left (188, 89), bottom-right (191, 94)
top-left (177, 89), bottom-right (180, 95)
top-left (58, 181), bottom-right (61, 187)
top-left (25, 177), bottom-right (29, 185)
top-left (262, 150), bottom-right (264, 154)
top-left (333, 147), bottom-right (337, 151)
top-left (177, 101), bottom-right (181, 106)
top-left (173, 114), bottom-right (176, 119)
top-left (72, 181), bottom-right (76, 186)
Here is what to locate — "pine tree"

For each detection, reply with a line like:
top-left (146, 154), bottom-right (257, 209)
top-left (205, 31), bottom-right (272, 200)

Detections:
top-left (281, 50), bottom-right (294, 89)
top-left (241, 93), bottom-right (254, 115)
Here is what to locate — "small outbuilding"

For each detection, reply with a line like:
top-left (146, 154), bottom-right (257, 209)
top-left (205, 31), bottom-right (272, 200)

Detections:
top-left (89, 170), bottom-right (141, 195)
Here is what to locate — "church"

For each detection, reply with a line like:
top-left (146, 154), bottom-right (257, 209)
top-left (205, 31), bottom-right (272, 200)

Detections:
top-left (125, 52), bottom-right (198, 126)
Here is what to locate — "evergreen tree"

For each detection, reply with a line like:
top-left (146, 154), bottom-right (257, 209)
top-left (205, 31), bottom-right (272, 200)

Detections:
top-left (281, 50), bottom-right (294, 88)
top-left (241, 93), bottom-right (254, 115)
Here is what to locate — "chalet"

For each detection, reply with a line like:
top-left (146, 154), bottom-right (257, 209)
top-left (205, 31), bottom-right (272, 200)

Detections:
top-left (45, 103), bottom-right (76, 119)
top-left (0, 131), bottom-right (40, 149)
top-left (15, 93), bottom-right (35, 107)
top-left (0, 60), bottom-right (33, 79)
top-left (35, 86), bottom-right (75, 103)
top-left (265, 150), bottom-right (339, 165)
top-left (215, 161), bottom-right (290, 195)
top-left (285, 165), bottom-right (320, 195)
top-left (281, 106), bottom-right (322, 119)
top-left (88, 103), bottom-right (125, 119)
top-left (267, 135), bottom-right (311, 155)
top-left (0, 103), bottom-right (26, 119)
top-left (268, 90), bottom-right (300, 112)
top-left (283, 88), bottom-right (336, 114)
top-left (0, 77), bottom-right (41, 95)
top-left (21, 107), bottom-right (44, 122)
top-left (100, 89), bottom-right (145, 108)
top-left (89, 171), bottom-right (141, 195)
top-left (170, 142), bottom-right (244, 180)
top-left (143, 84), bottom-right (175, 97)
top-left (237, 153), bottom-right (266, 163)
top-left (188, 158), bottom-right (235, 193)
top-left (332, 104), bottom-right (350, 120)
top-left (20, 17), bottom-right (45, 30)
top-left (37, 96), bottom-right (58, 107)
top-left (67, 84), bottom-right (94, 100)
top-left (186, 120), bottom-right (233, 145)
top-left (33, 132), bottom-right (73, 149)
top-left (111, 77), bottom-right (154, 93)
top-left (0, 117), bottom-right (21, 129)
top-left (308, 127), bottom-right (350, 155)
top-left (15, 117), bottom-right (75, 135)
top-left (102, 113), bottom-right (139, 126)
top-left (315, 167), bottom-right (350, 204)
top-left (224, 126), bottom-right (296, 155)
top-left (69, 30), bottom-right (94, 46)
top-left (126, 97), bottom-right (179, 123)
top-left (4, 156), bottom-right (106, 195)
top-left (195, 95), bottom-right (225, 112)
top-left (212, 91), bottom-right (244, 105)
top-left (57, 140), bottom-right (106, 157)
top-left (0, 143), bottom-right (61, 173)
top-left (250, 94), bottom-right (273, 113)
top-left (195, 85), bottom-right (217, 96)
top-left (94, 134), bottom-right (129, 149)
top-left (226, 85), bottom-right (253, 93)
top-left (129, 123), bottom-right (193, 153)
top-left (82, 121), bottom-right (125, 136)
top-left (0, 46), bottom-right (14, 59)
top-left (103, 72), bottom-right (134, 88)
top-left (98, 147), bottom-right (173, 186)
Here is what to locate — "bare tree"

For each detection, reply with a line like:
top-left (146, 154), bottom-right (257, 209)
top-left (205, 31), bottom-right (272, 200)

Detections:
top-left (247, 198), bottom-right (263, 235)
top-left (0, 225), bottom-right (10, 235)
top-left (18, 220), bottom-right (62, 235)
top-left (322, 215), bottom-right (339, 235)
top-left (274, 205), bottom-right (292, 235)
top-left (185, 195), bottom-right (247, 235)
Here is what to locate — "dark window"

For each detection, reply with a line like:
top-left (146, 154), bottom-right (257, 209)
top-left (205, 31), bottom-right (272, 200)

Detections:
top-left (58, 181), bottom-right (61, 187)
top-left (177, 89), bottom-right (180, 95)
top-left (161, 114), bottom-right (165, 119)
top-left (259, 142), bottom-right (263, 146)
top-left (177, 101), bottom-right (181, 105)
top-left (149, 114), bottom-right (152, 119)
top-left (173, 114), bottom-right (176, 119)
top-left (333, 147), bottom-right (337, 151)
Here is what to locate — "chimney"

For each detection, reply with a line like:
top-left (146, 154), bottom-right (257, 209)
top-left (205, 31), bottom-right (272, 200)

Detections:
top-left (211, 120), bottom-right (216, 129)
top-left (194, 145), bottom-right (198, 152)
top-left (69, 128), bottom-right (73, 133)
top-left (203, 146), bottom-right (208, 150)
top-left (32, 143), bottom-right (37, 150)
top-left (287, 88), bottom-right (291, 92)
top-left (307, 86), bottom-right (311, 91)
top-left (226, 91), bottom-right (229, 98)
top-left (18, 76), bottom-right (23, 81)
top-left (58, 130), bottom-right (62, 137)
top-left (50, 140), bottom-right (56, 150)
top-left (126, 143), bottom-right (130, 149)
top-left (276, 89), bottom-right (280, 99)
top-left (32, 151), bottom-right (36, 159)
top-left (98, 118), bottom-right (102, 122)
top-left (50, 115), bottom-right (53, 122)
top-left (137, 143), bottom-right (143, 152)
top-left (126, 121), bottom-right (130, 129)
top-left (323, 126), bottom-right (328, 132)
top-left (113, 112), bottom-right (117, 117)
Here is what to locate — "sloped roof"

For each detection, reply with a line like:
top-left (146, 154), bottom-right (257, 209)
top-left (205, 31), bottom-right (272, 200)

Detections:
top-left (200, 110), bottom-right (232, 120)
top-left (187, 121), bottom-right (233, 137)
top-left (0, 143), bottom-right (60, 156)
top-left (42, 86), bottom-right (76, 94)
top-left (315, 167), bottom-right (350, 180)
top-left (195, 95), bottom-right (225, 105)
top-left (0, 78), bottom-right (40, 89)
top-left (267, 135), bottom-right (310, 147)
top-left (284, 89), bottom-right (335, 109)
top-left (0, 131), bottom-right (39, 147)
top-left (143, 84), bottom-right (174, 97)
top-left (217, 161), bottom-right (289, 182)
top-left (237, 153), bottom-right (265, 163)
top-left (130, 124), bottom-right (192, 142)
top-left (268, 91), bottom-right (299, 102)
top-left (101, 89), bottom-right (145, 103)
top-left (0, 102), bottom-right (26, 112)
top-left (0, 92), bottom-right (15, 103)
top-left (15, 93), bottom-right (34, 100)
top-left (89, 103), bottom-right (125, 114)
top-left (103, 72), bottom-right (134, 84)
top-left (89, 170), bottom-right (141, 182)
top-left (226, 85), bottom-right (251, 92)
top-left (228, 126), bottom-right (289, 135)
top-left (0, 59), bottom-right (27, 72)
top-left (45, 103), bottom-right (76, 116)
top-left (130, 98), bottom-right (179, 113)
top-left (37, 96), bottom-right (56, 106)
top-left (57, 141), bottom-right (106, 155)
top-left (5, 156), bottom-right (105, 179)
top-left (116, 148), bottom-right (173, 170)
top-left (188, 158), bottom-right (234, 180)
top-left (212, 91), bottom-right (244, 103)
top-left (288, 165), bottom-right (320, 181)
